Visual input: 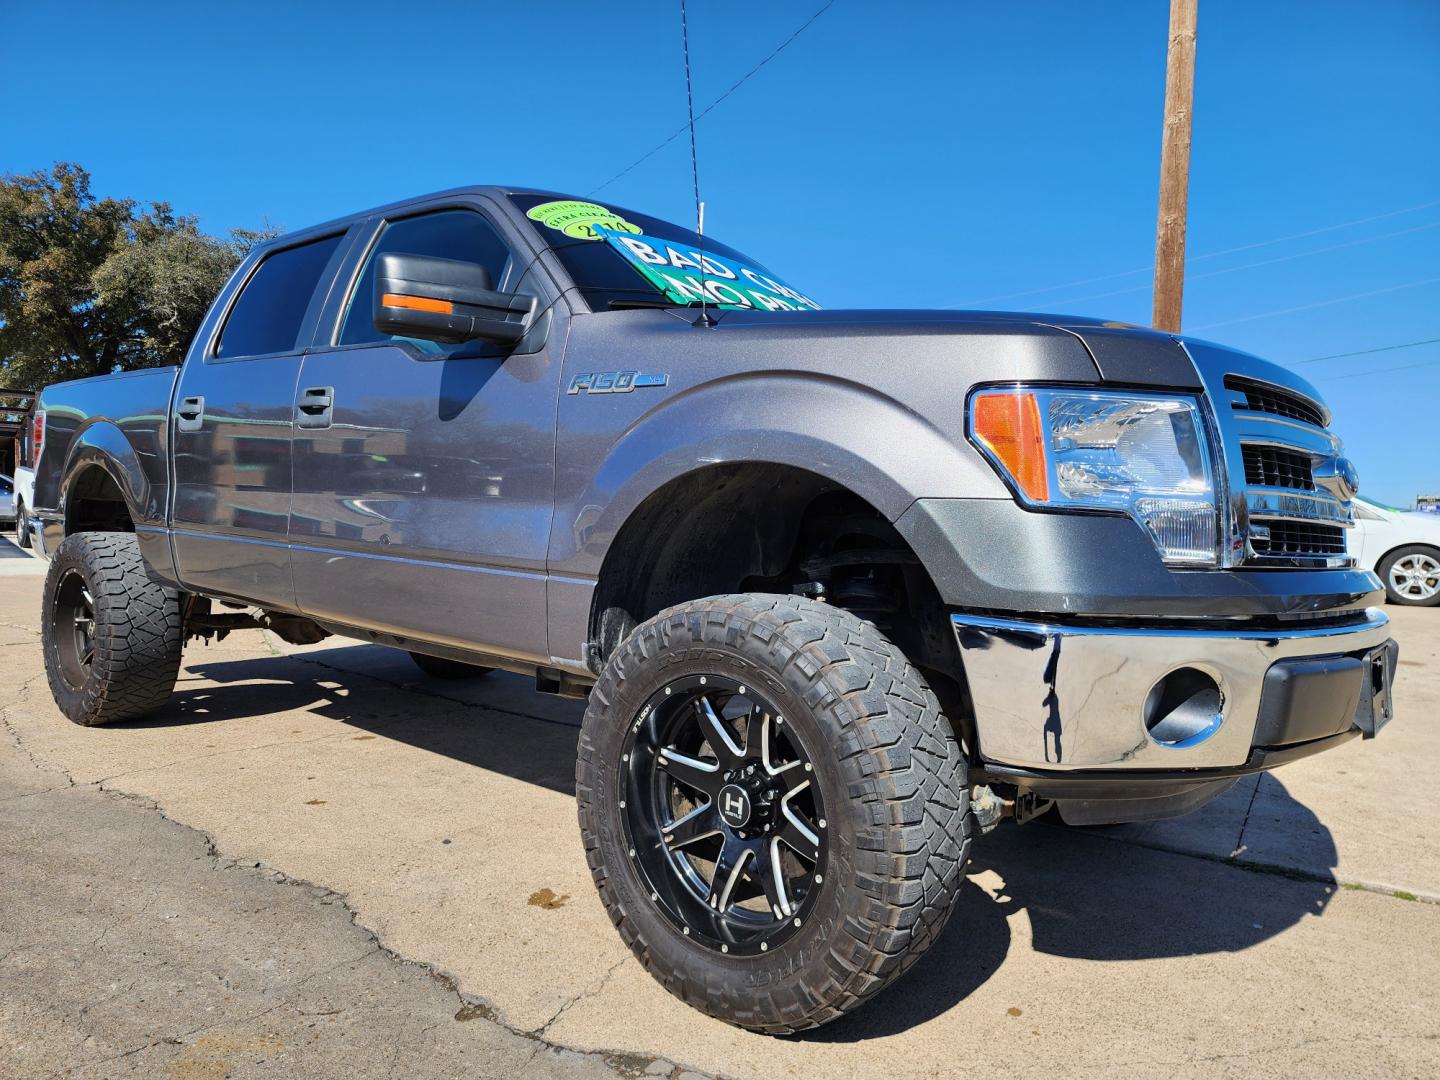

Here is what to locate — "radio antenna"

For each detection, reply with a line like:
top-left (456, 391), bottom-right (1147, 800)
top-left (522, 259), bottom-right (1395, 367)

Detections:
top-left (680, 0), bottom-right (715, 327)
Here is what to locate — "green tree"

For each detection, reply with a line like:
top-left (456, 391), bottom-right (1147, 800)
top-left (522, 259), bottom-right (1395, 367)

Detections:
top-left (0, 162), bottom-right (276, 390)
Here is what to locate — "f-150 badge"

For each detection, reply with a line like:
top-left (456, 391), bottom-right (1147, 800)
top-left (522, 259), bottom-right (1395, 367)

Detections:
top-left (568, 371), bottom-right (669, 395)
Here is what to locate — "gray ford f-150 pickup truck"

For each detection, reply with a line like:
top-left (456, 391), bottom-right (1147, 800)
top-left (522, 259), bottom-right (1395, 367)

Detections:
top-left (30, 186), bottom-right (1398, 1032)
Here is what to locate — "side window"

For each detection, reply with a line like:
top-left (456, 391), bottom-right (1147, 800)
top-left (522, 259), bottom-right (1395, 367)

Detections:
top-left (216, 234), bottom-right (343, 359)
top-left (338, 210), bottom-right (513, 352)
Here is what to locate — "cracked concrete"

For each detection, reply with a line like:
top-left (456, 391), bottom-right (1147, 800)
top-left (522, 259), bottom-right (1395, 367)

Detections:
top-left (2, 561), bottom-right (1439, 1077)
top-left (0, 729), bottom-right (685, 1079)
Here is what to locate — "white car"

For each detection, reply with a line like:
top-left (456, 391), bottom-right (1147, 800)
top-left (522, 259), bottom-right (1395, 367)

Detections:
top-left (12, 464), bottom-right (34, 548)
top-left (1350, 497), bottom-right (1440, 606)
top-left (0, 474), bottom-right (13, 523)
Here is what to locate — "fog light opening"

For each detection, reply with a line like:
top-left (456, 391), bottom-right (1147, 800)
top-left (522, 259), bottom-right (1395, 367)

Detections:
top-left (1143, 667), bottom-right (1224, 748)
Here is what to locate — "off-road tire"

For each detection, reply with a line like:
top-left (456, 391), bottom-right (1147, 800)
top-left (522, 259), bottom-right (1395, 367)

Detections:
top-left (1377, 545), bottom-right (1440, 607)
top-left (407, 651), bottom-right (493, 679)
top-left (42, 531), bottom-right (183, 726)
top-left (577, 593), bottom-right (972, 1033)
top-left (15, 500), bottom-right (32, 549)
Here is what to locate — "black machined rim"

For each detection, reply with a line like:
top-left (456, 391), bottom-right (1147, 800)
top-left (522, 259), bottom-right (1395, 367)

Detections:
top-left (54, 568), bottom-right (96, 690)
top-left (619, 674), bottom-right (827, 956)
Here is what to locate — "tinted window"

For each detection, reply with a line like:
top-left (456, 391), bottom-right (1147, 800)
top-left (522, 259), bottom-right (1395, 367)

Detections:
top-left (217, 234), bottom-right (343, 358)
top-left (0, 477), bottom-right (11, 494)
top-left (338, 210), bottom-right (513, 352)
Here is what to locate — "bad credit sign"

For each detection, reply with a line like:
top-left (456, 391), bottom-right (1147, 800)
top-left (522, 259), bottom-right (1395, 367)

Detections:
top-left (598, 227), bottom-right (821, 312)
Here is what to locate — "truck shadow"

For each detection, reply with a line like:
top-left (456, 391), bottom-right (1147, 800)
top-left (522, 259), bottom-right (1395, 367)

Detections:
top-left (141, 645), bottom-right (1338, 1042)
top-left (801, 801), bottom-right (1339, 1041)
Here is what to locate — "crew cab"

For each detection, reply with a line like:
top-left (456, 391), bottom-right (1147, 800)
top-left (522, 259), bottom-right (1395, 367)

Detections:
top-left (29, 186), bottom-right (1399, 1033)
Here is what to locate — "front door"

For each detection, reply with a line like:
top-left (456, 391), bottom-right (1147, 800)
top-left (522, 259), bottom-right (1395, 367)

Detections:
top-left (170, 232), bottom-right (347, 608)
top-left (289, 207), bottom-right (561, 663)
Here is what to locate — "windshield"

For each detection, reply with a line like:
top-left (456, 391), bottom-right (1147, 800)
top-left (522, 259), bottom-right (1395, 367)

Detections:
top-left (509, 193), bottom-right (820, 313)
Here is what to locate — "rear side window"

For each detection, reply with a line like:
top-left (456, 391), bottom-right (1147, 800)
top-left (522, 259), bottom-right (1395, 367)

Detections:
top-left (217, 234), bottom-right (343, 358)
top-left (338, 210), bottom-right (512, 352)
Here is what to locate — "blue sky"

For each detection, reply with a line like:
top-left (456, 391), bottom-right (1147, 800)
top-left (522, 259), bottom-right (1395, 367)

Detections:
top-left (4, 0), bottom-right (1437, 505)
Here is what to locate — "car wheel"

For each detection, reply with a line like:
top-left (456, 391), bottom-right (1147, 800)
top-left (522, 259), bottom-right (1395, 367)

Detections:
top-left (577, 593), bottom-right (972, 1033)
top-left (407, 651), bottom-right (493, 679)
top-left (1378, 545), bottom-right (1440, 607)
top-left (15, 500), bottom-right (32, 549)
top-left (42, 531), bottom-right (183, 726)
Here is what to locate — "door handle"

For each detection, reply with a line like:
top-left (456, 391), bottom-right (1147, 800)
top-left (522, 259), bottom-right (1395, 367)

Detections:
top-left (296, 385), bottom-right (335, 429)
top-left (176, 395), bottom-right (205, 432)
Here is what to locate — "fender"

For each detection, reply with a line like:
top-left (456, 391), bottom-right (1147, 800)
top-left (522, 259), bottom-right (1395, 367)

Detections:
top-left (59, 420), bottom-right (161, 528)
top-left (552, 369), bottom-right (1010, 579)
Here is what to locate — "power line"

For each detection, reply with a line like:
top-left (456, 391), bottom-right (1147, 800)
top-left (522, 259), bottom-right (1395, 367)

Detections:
top-left (1046, 220), bottom-right (1440, 308)
top-left (588, 2), bottom-right (836, 196)
top-left (1289, 337), bottom-right (1440, 365)
top-left (1312, 355), bottom-right (1440, 381)
top-left (1190, 276), bottom-right (1440, 331)
top-left (958, 197), bottom-right (1440, 307)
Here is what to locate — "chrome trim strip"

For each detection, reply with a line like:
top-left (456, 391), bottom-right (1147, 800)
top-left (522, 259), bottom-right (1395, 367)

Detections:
top-left (1245, 489), bottom-right (1353, 526)
top-left (951, 608), bottom-right (1388, 642)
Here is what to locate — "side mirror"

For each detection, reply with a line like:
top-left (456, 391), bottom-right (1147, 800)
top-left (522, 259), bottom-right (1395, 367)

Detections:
top-left (374, 252), bottom-right (536, 348)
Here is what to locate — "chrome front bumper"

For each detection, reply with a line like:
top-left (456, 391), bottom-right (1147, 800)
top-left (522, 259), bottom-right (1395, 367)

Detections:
top-left (952, 608), bottom-right (1394, 771)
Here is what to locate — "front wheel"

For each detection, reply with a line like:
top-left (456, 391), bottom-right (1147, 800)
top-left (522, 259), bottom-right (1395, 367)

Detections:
top-left (577, 593), bottom-right (972, 1033)
top-left (42, 531), bottom-right (183, 726)
top-left (1378, 545), bottom-right (1440, 606)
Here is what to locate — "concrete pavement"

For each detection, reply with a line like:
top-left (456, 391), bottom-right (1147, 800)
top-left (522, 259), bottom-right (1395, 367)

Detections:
top-left (1, 561), bottom-right (1437, 1077)
top-left (0, 738), bottom-right (651, 1079)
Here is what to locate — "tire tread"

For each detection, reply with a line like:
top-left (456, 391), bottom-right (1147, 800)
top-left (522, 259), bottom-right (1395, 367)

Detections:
top-left (576, 592), bottom-right (972, 1033)
top-left (43, 532), bottom-right (182, 726)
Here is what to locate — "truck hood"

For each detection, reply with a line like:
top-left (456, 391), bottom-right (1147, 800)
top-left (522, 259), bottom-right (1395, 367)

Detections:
top-left (697, 307), bottom-right (1205, 389)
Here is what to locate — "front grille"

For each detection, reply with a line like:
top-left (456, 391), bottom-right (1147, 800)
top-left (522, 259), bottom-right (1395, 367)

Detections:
top-left (1225, 375), bottom-right (1327, 428)
top-left (1251, 521), bottom-right (1347, 557)
top-left (1242, 444), bottom-right (1315, 490)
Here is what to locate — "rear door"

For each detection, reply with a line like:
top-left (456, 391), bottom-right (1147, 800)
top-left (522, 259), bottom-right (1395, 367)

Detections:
top-left (170, 231), bottom-right (350, 608)
top-left (289, 201), bottom-right (564, 662)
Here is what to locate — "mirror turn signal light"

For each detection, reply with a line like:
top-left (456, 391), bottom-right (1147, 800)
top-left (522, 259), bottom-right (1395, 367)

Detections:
top-left (381, 292), bottom-right (454, 315)
top-left (972, 391), bottom-right (1049, 501)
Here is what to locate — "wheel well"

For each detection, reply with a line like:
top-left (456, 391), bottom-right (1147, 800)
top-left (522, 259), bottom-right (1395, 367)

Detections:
top-left (590, 463), bottom-right (974, 744)
top-left (65, 466), bottom-right (134, 535)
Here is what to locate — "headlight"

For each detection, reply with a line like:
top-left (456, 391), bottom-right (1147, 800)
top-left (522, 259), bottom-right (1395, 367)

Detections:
top-left (970, 387), bottom-right (1219, 566)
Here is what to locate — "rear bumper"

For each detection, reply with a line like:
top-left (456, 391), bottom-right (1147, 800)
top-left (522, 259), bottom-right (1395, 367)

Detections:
top-left (953, 608), bottom-right (1397, 784)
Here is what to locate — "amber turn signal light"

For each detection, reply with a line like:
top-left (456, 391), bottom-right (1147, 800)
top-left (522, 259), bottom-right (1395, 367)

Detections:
top-left (972, 391), bottom-right (1049, 501)
top-left (381, 292), bottom-right (453, 315)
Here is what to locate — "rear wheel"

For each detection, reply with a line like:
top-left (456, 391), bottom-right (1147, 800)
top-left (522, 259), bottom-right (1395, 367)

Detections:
top-left (1378, 545), bottom-right (1440, 606)
top-left (577, 593), bottom-right (971, 1033)
top-left (407, 651), bottom-right (493, 679)
top-left (15, 500), bottom-right (32, 549)
top-left (42, 532), bottom-right (183, 726)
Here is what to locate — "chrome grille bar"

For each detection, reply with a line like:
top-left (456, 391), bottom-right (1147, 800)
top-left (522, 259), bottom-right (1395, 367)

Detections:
top-left (1183, 341), bottom-right (1356, 569)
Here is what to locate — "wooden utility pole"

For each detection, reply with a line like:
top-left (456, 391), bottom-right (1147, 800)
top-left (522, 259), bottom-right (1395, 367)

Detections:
top-left (1152, 0), bottom-right (1198, 333)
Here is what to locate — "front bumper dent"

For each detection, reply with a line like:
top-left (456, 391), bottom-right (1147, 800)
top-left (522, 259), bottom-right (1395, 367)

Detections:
top-left (952, 608), bottom-right (1396, 774)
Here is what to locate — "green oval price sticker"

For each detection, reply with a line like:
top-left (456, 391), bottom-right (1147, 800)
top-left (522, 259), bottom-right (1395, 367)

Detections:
top-left (526, 200), bottom-right (642, 240)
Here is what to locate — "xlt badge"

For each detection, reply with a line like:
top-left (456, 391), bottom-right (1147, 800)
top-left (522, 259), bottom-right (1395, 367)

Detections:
top-left (568, 371), bottom-right (669, 395)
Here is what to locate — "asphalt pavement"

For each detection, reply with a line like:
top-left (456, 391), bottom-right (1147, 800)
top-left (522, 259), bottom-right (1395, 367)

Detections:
top-left (1, 534), bottom-right (1436, 1078)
